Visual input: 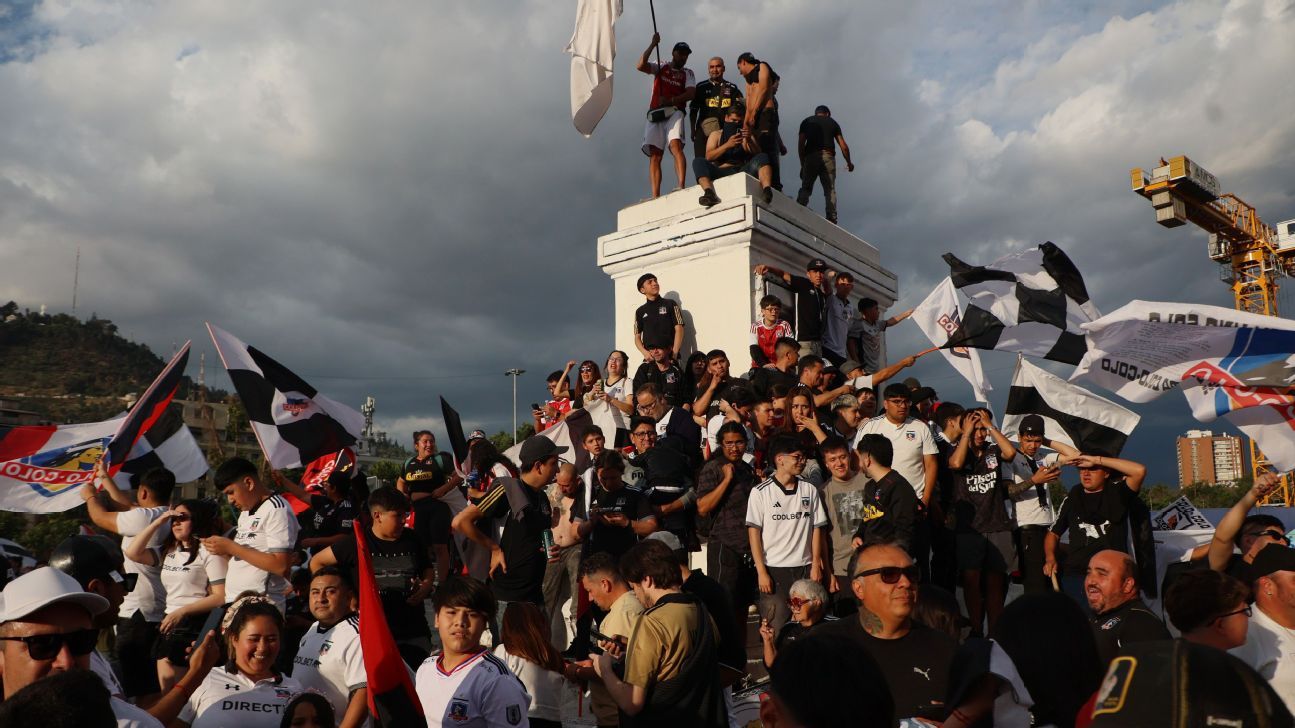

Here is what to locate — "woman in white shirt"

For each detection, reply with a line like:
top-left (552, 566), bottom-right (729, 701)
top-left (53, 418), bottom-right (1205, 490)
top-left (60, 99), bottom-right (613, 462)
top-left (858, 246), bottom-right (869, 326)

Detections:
top-left (177, 594), bottom-right (303, 728)
top-left (601, 350), bottom-right (635, 417)
top-left (122, 499), bottom-right (227, 691)
top-left (492, 601), bottom-right (568, 728)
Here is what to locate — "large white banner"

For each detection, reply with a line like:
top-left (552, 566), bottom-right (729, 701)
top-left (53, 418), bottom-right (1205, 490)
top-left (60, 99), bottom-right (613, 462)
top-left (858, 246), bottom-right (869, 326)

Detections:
top-left (912, 277), bottom-right (992, 403)
top-left (1073, 300), bottom-right (1295, 470)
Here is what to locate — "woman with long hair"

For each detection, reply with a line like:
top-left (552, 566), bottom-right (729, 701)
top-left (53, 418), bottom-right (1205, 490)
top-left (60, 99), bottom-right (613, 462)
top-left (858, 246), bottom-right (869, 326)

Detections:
top-left (463, 438), bottom-right (519, 501)
top-left (492, 602), bottom-right (567, 728)
top-left (571, 359), bottom-right (604, 409)
top-left (122, 499), bottom-right (227, 691)
top-left (781, 385), bottom-right (826, 485)
top-left (683, 351), bottom-right (708, 398)
top-left (177, 594), bottom-right (303, 728)
top-left (601, 349), bottom-right (635, 416)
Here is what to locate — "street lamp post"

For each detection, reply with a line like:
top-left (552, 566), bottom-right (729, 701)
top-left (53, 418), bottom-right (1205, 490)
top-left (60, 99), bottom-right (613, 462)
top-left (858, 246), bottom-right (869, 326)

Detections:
top-left (504, 368), bottom-right (525, 446)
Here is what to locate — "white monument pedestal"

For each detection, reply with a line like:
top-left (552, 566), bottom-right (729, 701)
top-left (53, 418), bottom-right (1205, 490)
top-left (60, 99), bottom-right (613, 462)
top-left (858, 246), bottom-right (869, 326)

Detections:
top-left (597, 174), bottom-right (898, 367)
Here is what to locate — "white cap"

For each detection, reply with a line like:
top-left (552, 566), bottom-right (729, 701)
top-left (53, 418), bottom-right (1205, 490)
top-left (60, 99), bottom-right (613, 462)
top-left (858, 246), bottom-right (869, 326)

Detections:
top-left (0, 566), bottom-right (110, 623)
top-left (646, 531), bottom-right (683, 551)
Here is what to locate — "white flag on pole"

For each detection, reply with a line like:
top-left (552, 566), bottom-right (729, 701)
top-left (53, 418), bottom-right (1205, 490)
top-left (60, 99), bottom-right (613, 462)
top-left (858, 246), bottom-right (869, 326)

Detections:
top-left (565, 0), bottom-right (622, 136)
top-left (912, 277), bottom-right (992, 403)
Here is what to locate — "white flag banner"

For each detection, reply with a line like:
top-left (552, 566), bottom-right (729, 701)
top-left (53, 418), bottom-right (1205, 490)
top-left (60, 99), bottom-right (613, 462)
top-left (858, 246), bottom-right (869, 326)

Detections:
top-left (912, 277), bottom-right (991, 403)
top-left (1152, 495), bottom-right (1213, 531)
top-left (0, 417), bottom-right (123, 513)
top-left (565, 0), bottom-right (622, 136)
top-left (1002, 358), bottom-right (1139, 455)
top-left (1073, 300), bottom-right (1295, 470)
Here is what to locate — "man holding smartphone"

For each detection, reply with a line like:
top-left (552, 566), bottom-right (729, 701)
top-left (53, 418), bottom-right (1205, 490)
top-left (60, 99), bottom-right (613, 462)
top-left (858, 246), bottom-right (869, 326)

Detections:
top-left (1004, 414), bottom-right (1077, 595)
top-left (694, 103), bottom-right (775, 208)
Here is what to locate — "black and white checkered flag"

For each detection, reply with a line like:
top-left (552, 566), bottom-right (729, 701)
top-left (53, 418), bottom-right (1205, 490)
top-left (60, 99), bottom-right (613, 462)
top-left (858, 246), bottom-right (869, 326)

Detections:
top-left (111, 404), bottom-right (210, 489)
top-left (941, 242), bottom-right (1099, 365)
top-left (207, 323), bottom-right (365, 468)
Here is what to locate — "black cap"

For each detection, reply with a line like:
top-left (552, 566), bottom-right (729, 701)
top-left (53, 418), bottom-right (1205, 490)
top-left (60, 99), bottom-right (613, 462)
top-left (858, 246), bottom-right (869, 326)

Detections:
top-left (518, 436), bottom-right (567, 470)
top-left (1018, 414), bottom-right (1046, 437)
top-left (806, 257), bottom-right (828, 271)
top-left (815, 105), bottom-right (831, 115)
top-left (909, 386), bottom-right (936, 404)
top-left (1250, 542), bottom-right (1295, 581)
top-left (1088, 639), bottom-right (1292, 727)
top-left (49, 535), bottom-right (125, 589)
top-left (902, 377), bottom-right (921, 390)
top-left (673, 41), bottom-right (691, 54)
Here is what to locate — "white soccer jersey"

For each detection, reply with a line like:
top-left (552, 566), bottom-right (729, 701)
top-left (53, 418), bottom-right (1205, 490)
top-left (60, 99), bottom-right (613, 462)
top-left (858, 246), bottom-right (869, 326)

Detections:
top-left (415, 649), bottom-right (532, 728)
top-left (1005, 449), bottom-right (1060, 526)
top-left (225, 495), bottom-right (298, 609)
top-left (117, 506), bottom-right (169, 621)
top-left (159, 544), bottom-right (227, 612)
top-left (852, 416), bottom-right (938, 499)
top-left (745, 476), bottom-right (829, 568)
top-left (293, 614), bottom-right (366, 722)
top-left (179, 666), bottom-right (303, 728)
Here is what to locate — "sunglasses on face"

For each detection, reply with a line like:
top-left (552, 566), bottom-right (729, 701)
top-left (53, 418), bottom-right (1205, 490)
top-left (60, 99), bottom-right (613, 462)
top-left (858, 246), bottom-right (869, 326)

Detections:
top-left (580, 366), bottom-right (594, 372)
top-left (170, 513), bottom-right (191, 523)
top-left (120, 573), bottom-right (139, 591)
top-left (854, 565), bottom-right (920, 584)
top-left (787, 597), bottom-right (814, 610)
top-left (0, 628), bottom-right (99, 661)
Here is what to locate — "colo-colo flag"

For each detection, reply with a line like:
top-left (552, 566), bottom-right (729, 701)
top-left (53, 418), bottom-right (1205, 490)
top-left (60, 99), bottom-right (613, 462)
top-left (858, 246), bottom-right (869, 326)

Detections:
top-left (1002, 358), bottom-right (1139, 456)
top-left (0, 418), bottom-right (121, 513)
top-left (942, 242), bottom-right (1100, 365)
top-left (1073, 300), bottom-right (1295, 471)
top-left (206, 323), bottom-right (365, 469)
top-left (106, 341), bottom-right (190, 471)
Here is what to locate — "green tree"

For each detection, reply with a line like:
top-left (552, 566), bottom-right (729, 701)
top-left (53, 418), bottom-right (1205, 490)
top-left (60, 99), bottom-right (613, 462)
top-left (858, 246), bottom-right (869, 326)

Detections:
top-left (367, 460), bottom-right (404, 486)
top-left (21, 511), bottom-right (87, 561)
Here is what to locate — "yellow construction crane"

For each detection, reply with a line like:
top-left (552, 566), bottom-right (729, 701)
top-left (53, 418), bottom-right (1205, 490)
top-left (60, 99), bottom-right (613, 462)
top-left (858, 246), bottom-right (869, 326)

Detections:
top-left (1131, 156), bottom-right (1295, 505)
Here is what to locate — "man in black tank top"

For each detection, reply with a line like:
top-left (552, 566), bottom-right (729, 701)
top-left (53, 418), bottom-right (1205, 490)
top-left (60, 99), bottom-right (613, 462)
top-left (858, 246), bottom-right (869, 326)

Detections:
top-left (736, 52), bottom-right (784, 190)
top-left (692, 104), bottom-right (774, 209)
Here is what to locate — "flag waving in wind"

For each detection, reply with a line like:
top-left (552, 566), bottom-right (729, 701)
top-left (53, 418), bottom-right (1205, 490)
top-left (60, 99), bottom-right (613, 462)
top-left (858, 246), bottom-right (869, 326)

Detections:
top-left (106, 342), bottom-right (190, 471)
top-left (1002, 358), bottom-right (1140, 456)
top-left (942, 242), bottom-right (1100, 365)
top-left (111, 405), bottom-right (209, 491)
top-left (566, 0), bottom-right (622, 136)
top-left (206, 323), bottom-right (365, 469)
top-left (912, 277), bottom-right (992, 404)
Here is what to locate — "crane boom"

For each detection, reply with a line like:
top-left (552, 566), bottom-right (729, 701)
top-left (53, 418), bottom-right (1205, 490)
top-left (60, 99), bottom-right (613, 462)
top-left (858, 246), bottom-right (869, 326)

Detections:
top-left (1131, 156), bottom-right (1295, 505)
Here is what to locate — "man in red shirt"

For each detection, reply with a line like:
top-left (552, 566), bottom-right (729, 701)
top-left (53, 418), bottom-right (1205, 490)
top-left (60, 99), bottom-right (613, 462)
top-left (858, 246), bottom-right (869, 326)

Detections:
top-left (636, 33), bottom-right (696, 198)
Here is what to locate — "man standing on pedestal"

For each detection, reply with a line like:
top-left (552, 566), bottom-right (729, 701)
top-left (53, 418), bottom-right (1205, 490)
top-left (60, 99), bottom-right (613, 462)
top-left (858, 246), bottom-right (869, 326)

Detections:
top-left (796, 105), bottom-right (854, 224)
top-left (637, 34), bottom-right (696, 199)
top-left (689, 56), bottom-right (743, 161)
top-left (822, 271), bottom-right (857, 368)
top-left (736, 52), bottom-right (784, 191)
top-left (633, 272), bottom-right (685, 363)
top-left (753, 257), bottom-right (829, 357)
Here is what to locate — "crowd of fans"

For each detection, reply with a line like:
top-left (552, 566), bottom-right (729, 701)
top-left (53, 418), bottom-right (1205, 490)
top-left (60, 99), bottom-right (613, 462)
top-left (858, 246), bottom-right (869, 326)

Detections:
top-left (636, 36), bottom-right (854, 224)
top-left (2, 253), bottom-right (1295, 728)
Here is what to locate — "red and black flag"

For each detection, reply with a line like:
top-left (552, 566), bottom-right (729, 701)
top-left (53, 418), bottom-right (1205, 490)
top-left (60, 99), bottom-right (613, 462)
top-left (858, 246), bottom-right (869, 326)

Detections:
top-left (206, 323), bottom-right (365, 468)
top-left (111, 404), bottom-right (210, 489)
top-left (354, 520), bottom-right (424, 725)
top-left (106, 342), bottom-right (190, 471)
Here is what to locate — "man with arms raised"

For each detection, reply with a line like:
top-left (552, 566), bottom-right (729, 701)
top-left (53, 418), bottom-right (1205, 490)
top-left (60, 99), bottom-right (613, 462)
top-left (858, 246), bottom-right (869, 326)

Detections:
top-left (636, 34), bottom-right (696, 198)
top-left (414, 577), bottom-right (531, 727)
top-left (291, 567), bottom-right (368, 728)
top-left (817, 542), bottom-right (955, 723)
top-left (1084, 549), bottom-right (1170, 664)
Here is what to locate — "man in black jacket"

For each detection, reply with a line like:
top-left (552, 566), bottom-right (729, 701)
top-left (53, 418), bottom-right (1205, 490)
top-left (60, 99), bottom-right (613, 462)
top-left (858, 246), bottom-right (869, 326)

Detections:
top-left (852, 434), bottom-right (919, 555)
top-left (1086, 549), bottom-right (1170, 664)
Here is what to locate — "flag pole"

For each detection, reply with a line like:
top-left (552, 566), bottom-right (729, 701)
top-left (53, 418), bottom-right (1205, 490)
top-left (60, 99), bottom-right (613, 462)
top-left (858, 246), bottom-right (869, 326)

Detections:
top-left (915, 346), bottom-right (939, 357)
top-left (648, 0), bottom-right (661, 66)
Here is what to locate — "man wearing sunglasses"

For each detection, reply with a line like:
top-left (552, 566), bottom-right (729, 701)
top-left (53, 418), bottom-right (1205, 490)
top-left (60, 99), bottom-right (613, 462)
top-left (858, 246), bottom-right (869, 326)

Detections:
top-left (1204, 472), bottom-right (1289, 580)
top-left (817, 542), bottom-right (955, 722)
top-left (0, 566), bottom-right (162, 727)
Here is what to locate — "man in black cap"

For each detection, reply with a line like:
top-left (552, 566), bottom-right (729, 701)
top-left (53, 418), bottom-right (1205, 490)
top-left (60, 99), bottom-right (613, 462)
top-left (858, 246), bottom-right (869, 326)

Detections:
top-left (1232, 542), bottom-right (1295, 713)
top-left (636, 33), bottom-right (696, 198)
top-left (453, 435), bottom-right (561, 619)
top-left (1084, 549), bottom-right (1170, 664)
top-left (753, 257), bottom-right (830, 356)
top-left (1004, 414), bottom-right (1077, 595)
top-left (796, 105), bottom-right (855, 224)
top-left (48, 535), bottom-right (134, 699)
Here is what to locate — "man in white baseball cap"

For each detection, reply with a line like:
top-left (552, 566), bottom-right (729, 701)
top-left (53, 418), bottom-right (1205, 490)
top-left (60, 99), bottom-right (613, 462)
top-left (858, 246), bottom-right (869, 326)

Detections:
top-left (0, 566), bottom-right (163, 726)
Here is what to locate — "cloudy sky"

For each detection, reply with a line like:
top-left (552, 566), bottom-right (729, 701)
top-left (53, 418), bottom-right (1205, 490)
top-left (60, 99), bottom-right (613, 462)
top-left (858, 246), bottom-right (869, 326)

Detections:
top-left (2, 0), bottom-right (1294, 483)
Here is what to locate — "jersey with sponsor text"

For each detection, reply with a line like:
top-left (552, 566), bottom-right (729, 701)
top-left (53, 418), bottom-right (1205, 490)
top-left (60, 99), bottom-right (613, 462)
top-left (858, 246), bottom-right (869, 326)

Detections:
top-left (225, 495), bottom-right (298, 608)
top-left (179, 665), bottom-right (303, 728)
top-left (744, 475), bottom-right (828, 568)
